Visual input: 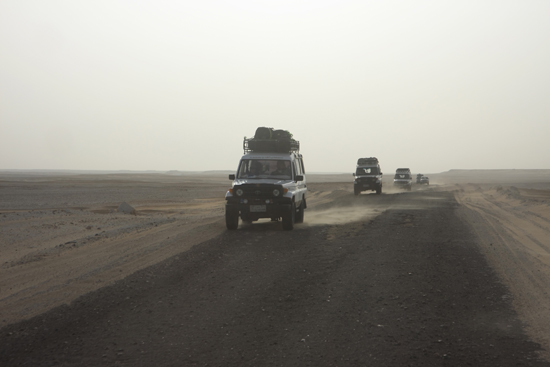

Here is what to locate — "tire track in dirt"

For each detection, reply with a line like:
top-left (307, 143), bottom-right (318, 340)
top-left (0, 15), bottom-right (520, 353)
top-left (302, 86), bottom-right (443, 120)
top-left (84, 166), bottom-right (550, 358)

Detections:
top-left (454, 184), bottom-right (550, 359)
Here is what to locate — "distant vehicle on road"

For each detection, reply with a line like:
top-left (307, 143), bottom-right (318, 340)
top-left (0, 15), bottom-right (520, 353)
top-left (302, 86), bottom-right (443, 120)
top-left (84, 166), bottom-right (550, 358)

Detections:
top-left (416, 173), bottom-right (423, 183)
top-left (353, 157), bottom-right (382, 195)
top-left (420, 176), bottom-right (430, 185)
top-left (393, 168), bottom-right (412, 191)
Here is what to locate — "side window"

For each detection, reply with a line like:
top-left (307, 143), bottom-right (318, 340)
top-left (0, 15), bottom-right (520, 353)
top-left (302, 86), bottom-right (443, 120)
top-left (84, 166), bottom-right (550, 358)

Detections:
top-left (297, 160), bottom-right (302, 175)
top-left (299, 158), bottom-right (305, 174)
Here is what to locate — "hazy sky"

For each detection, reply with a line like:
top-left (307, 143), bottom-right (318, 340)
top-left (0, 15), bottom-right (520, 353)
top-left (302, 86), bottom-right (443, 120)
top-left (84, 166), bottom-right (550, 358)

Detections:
top-left (1, 0), bottom-right (549, 173)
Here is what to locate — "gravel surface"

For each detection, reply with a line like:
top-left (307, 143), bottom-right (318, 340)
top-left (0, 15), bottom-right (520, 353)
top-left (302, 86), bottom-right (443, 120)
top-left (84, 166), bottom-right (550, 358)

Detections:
top-left (1, 185), bottom-right (549, 366)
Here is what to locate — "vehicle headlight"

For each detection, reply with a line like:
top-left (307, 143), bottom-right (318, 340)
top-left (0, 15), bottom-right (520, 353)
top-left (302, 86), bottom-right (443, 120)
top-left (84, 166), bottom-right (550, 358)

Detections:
top-left (236, 189), bottom-right (244, 196)
top-left (273, 189), bottom-right (280, 197)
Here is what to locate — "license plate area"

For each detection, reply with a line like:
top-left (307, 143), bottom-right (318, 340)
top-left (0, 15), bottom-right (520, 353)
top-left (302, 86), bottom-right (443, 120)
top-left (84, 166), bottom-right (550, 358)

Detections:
top-left (250, 205), bottom-right (266, 213)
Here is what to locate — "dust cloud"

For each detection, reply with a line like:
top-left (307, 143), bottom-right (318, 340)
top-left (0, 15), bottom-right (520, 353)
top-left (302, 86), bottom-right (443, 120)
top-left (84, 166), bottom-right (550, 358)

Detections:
top-left (305, 206), bottom-right (384, 226)
top-left (303, 178), bottom-right (447, 227)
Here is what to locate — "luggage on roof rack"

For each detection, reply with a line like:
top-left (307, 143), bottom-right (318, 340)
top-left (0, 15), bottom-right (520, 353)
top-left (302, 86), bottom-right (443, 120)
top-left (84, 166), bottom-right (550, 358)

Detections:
top-left (254, 127), bottom-right (273, 140)
top-left (245, 127), bottom-right (299, 153)
top-left (357, 157), bottom-right (379, 166)
top-left (272, 129), bottom-right (293, 140)
top-left (244, 137), bottom-right (299, 153)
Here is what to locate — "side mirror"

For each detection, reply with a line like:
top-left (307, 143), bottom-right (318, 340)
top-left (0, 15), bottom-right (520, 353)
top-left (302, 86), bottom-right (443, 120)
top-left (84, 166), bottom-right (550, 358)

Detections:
top-left (295, 175), bottom-right (304, 182)
top-left (229, 174), bottom-right (235, 180)
top-left (352, 173), bottom-right (355, 176)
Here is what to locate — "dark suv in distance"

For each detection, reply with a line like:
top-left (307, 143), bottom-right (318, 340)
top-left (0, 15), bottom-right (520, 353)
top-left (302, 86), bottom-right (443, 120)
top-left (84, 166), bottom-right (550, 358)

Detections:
top-left (353, 157), bottom-right (382, 195)
top-left (393, 168), bottom-right (412, 191)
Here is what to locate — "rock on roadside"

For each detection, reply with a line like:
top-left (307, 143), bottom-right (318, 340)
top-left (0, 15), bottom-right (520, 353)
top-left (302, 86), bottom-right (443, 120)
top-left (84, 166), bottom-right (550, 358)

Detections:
top-left (117, 202), bottom-right (136, 215)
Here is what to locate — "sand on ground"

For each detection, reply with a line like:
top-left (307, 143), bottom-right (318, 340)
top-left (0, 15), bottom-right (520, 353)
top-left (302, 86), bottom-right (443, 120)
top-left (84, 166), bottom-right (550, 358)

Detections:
top-left (1, 169), bottom-right (550, 357)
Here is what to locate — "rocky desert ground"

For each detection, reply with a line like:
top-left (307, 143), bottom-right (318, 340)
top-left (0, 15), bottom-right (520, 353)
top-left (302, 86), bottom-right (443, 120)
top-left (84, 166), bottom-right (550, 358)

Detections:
top-left (1, 169), bottom-right (550, 366)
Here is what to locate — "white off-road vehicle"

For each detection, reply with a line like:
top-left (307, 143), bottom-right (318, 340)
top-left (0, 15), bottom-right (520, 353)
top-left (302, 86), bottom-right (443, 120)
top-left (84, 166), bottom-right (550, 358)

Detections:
top-left (225, 132), bottom-right (307, 230)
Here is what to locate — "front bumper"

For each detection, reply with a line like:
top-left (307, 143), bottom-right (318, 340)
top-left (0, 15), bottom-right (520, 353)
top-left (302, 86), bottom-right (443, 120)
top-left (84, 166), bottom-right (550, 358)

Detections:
top-left (226, 198), bottom-right (292, 218)
top-left (354, 177), bottom-right (381, 190)
top-left (354, 182), bottom-right (381, 190)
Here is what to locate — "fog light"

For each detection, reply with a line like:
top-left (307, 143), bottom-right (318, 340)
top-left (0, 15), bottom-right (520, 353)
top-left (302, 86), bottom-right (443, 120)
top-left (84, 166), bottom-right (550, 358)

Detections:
top-left (243, 199), bottom-right (248, 204)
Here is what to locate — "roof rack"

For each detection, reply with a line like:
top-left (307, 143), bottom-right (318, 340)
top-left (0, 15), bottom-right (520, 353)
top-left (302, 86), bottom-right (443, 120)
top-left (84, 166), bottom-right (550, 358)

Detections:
top-left (357, 157), bottom-right (379, 166)
top-left (243, 138), bottom-right (300, 154)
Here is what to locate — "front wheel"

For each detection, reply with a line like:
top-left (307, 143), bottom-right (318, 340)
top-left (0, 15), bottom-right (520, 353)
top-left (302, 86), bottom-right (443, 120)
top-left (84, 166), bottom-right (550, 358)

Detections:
top-left (282, 203), bottom-right (295, 230)
top-left (376, 186), bottom-right (382, 195)
top-left (225, 209), bottom-right (239, 230)
top-left (295, 200), bottom-right (304, 224)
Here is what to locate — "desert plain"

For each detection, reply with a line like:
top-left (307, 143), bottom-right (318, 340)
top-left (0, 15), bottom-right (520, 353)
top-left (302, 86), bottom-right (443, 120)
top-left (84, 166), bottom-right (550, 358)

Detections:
top-left (1, 169), bottom-right (550, 365)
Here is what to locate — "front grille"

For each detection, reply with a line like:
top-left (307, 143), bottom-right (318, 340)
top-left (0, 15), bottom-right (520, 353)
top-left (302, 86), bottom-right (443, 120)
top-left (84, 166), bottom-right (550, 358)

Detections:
top-left (358, 177), bottom-right (376, 183)
top-left (237, 184), bottom-right (283, 198)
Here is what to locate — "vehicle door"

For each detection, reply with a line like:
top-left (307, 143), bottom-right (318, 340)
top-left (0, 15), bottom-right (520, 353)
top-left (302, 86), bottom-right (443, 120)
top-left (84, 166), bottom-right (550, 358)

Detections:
top-left (293, 158), bottom-right (307, 202)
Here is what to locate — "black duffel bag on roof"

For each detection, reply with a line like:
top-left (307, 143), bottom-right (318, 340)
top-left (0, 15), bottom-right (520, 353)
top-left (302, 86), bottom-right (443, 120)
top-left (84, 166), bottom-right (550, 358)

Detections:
top-left (254, 127), bottom-right (273, 140)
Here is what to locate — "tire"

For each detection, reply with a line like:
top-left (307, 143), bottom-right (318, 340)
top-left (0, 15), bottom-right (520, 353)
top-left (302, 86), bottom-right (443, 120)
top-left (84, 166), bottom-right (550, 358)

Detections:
top-left (376, 186), bottom-right (382, 195)
top-left (354, 187), bottom-right (360, 196)
top-left (282, 202), bottom-right (295, 230)
top-left (225, 208), bottom-right (239, 230)
top-left (295, 200), bottom-right (304, 224)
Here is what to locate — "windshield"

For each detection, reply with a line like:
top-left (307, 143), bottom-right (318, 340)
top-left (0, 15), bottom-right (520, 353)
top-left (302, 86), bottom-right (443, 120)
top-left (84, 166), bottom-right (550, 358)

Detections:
top-left (237, 159), bottom-right (292, 179)
top-left (394, 173), bottom-right (410, 179)
top-left (356, 167), bottom-right (379, 175)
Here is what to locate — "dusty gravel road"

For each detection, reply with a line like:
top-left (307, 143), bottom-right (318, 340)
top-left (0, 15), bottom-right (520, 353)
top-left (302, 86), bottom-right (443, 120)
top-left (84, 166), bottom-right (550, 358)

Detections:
top-left (1, 173), bottom-right (549, 366)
